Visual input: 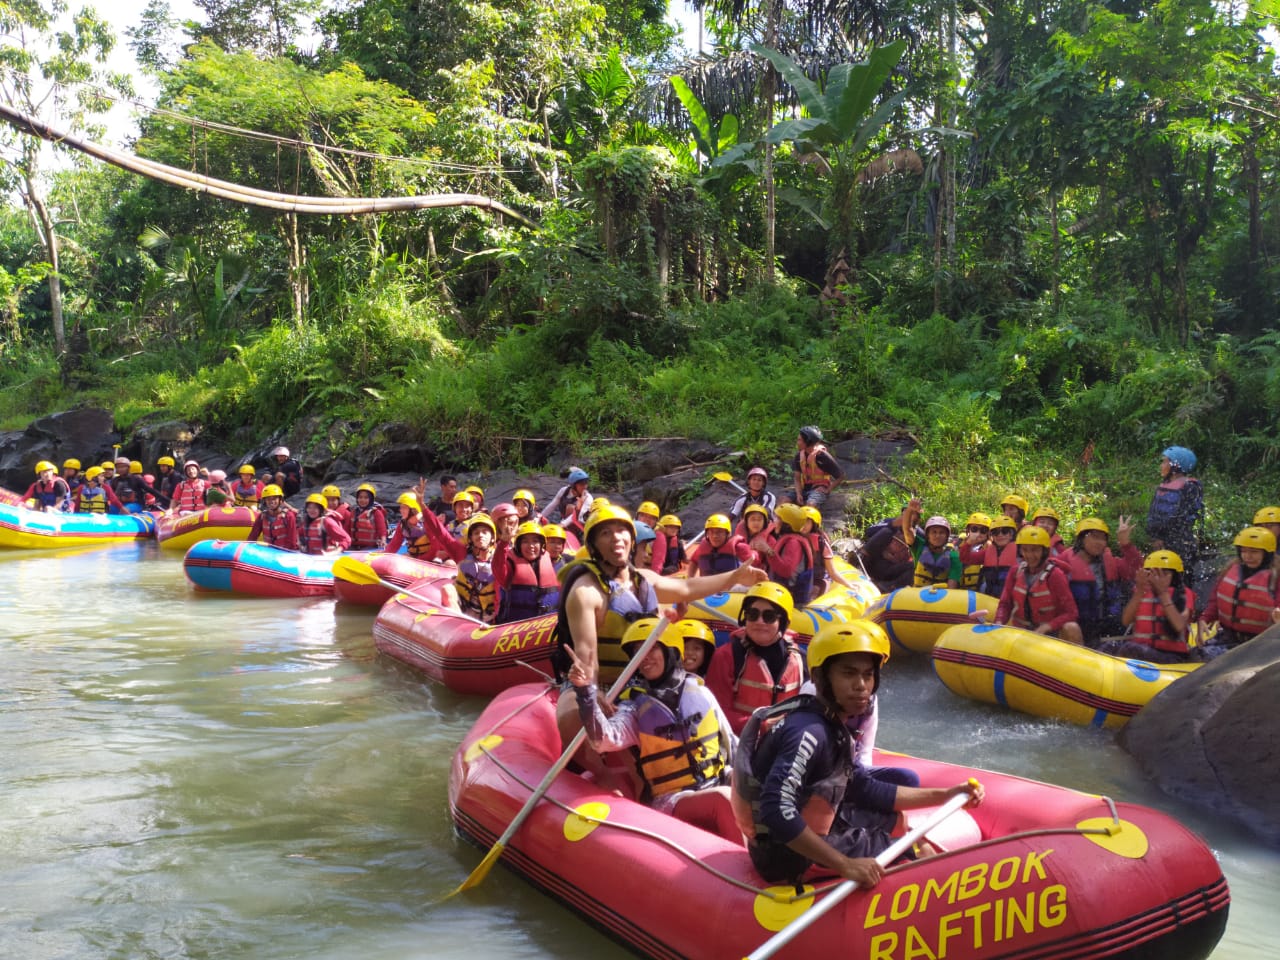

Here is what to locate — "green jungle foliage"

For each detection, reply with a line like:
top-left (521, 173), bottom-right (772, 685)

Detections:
top-left (1, 0), bottom-right (1278, 550)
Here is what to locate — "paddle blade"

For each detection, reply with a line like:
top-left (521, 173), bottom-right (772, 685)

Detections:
top-left (332, 555), bottom-right (380, 585)
top-left (712, 471), bottom-right (734, 482)
top-left (444, 841), bottom-right (507, 900)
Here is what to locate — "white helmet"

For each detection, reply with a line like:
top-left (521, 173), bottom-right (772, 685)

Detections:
top-left (271, 446), bottom-right (290, 457)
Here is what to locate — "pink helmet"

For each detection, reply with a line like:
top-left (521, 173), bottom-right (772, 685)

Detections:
top-left (209, 469), bottom-right (226, 483)
top-left (747, 467), bottom-right (768, 480)
top-left (490, 502), bottom-right (519, 520)
top-left (271, 446), bottom-right (290, 457)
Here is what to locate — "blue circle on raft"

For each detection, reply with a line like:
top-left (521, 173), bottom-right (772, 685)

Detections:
top-left (703, 592), bottom-right (732, 609)
top-left (920, 587), bottom-right (947, 603)
top-left (973, 623), bottom-right (1000, 634)
top-left (1125, 660), bottom-right (1161, 683)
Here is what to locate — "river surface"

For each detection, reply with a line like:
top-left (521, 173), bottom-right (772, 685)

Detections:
top-left (0, 544), bottom-right (1274, 959)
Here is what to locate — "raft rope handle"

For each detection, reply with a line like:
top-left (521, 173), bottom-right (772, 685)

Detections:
top-left (513, 659), bottom-right (556, 682)
top-left (473, 685), bottom-right (557, 744)
top-left (474, 742), bottom-right (1133, 905)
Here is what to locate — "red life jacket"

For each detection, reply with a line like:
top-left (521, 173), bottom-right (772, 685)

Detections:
top-left (693, 535), bottom-right (746, 576)
top-left (727, 633), bottom-right (806, 718)
top-left (1214, 564), bottom-right (1279, 636)
top-left (172, 479), bottom-right (206, 514)
top-left (1007, 563), bottom-right (1069, 630)
top-left (497, 552), bottom-right (560, 623)
top-left (298, 512), bottom-right (349, 555)
top-left (798, 444), bottom-right (835, 491)
top-left (260, 509), bottom-right (298, 550)
top-left (1132, 587), bottom-right (1197, 653)
top-left (978, 540), bottom-right (1019, 596)
top-left (350, 503), bottom-right (387, 549)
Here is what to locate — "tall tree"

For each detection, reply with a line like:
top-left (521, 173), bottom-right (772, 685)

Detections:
top-left (0, 0), bottom-right (132, 359)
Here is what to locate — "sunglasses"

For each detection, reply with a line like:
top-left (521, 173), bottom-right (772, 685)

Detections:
top-left (743, 606), bottom-right (781, 624)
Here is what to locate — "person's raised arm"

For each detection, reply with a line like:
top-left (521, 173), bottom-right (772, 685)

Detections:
top-left (643, 562), bottom-right (767, 603)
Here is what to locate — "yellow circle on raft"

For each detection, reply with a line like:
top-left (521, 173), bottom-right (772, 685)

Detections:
top-left (463, 734), bottom-right (503, 764)
top-left (753, 884), bottom-right (815, 932)
top-left (1076, 817), bottom-right (1149, 859)
top-left (564, 801), bottom-right (610, 842)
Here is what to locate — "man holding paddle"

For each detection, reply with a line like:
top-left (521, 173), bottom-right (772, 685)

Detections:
top-left (732, 620), bottom-right (983, 887)
top-left (551, 504), bottom-right (767, 760)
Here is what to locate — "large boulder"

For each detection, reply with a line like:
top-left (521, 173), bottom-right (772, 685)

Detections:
top-left (0, 408), bottom-right (118, 491)
top-left (1120, 627), bottom-right (1280, 845)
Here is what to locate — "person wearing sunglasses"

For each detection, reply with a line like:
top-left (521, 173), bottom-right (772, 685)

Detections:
top-left (706, 582), bottom-right (807, 734)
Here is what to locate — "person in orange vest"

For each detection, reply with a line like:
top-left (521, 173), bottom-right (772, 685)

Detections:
top-left (1100, 551), bottom-right (1198, 663)
top-left (993, 526), bottom-right (1082, 643)
top-left (1197, 526), bottom-right (1280, 655)
top-left (705, 582), bottom-right (807, 734)
top-left (169, 460), bottom-right (207, 515)
top-left (791, 425), bottom-right (843, 508)
top-left (249, 485), bottom-right (299, 550)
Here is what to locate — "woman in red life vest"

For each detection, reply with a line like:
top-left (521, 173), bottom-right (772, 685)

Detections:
top-left (386, 492), bottom-right (433, 558)
top-left (231, 464), bottom-right (263, 508)
top-left (1098, 551), bottom-right (1198, 663)
top-left (656, 514), bottom-right (686, 575)
top-left (688, 513), bottom-right (754, 578)
top-left (493, 521), bottom-right (560, 623)
top-left (977, 515), bottom-right (1019, 597)
top-left (1198, 526), bottom-right (1280, 655)
top-left (23, 460), bottom-right (72, 512)
top-left (957, 512), bottom-right (991, 589)
top-left (801, 505), bottom-right (859, 600)
top-left (759, 503), bottom-right (815, 611)
top-left (706, 582), bottom-right (806, 734)
top-left (297, 493), bottom-right (352, 555)
top-left (349, 483), bottom-right (387, 549)
top-left (738, 504), bottom-right (774, 572)
top-left (169, 460), bottom-right (207, 515)
top-left (249, 484), bottom-right (299, 550)
top-left (322, 485), bottom-right (353, 533)
top-left (994, 525), bottom-right (1082, 643)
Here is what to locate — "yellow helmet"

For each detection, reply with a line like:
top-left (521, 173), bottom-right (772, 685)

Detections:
top-left (238, 463), bottom-right (256, 475)
top-left (305, 493), bottom-right (328, 509)
top-left (397, 492), bottom-right (421, 511)
top-left (513, 488), bottom-right (536, 506)
top-left (637, 501), bottom-right (661, 519)
top-left (84, 465), bottom-right (103, 481)
top-left (1001, 494), bottom-right (1030, 515)
top-left (776, 502), bottom-right (808, 532)
top-left (130, 461), bottom-right (143, 475)
top-left (1074, 517), bottom-right (1110, 538)
top-left (808, 619), bottom-right (890, 672)
top-left (673, 618), bottom-right (716, 650)
top-left (62, 458), bottom-right (81, 471)
top-left (101, 461), bottom-right (115, 471)
top-left (1251, 506), bottom-right (1280, 526)
top-left (1015, 525), bottom-right (1051, 548)
top-left (35, 460), bottom-right (56, 474)
top-left (584, 504), bottom-right (636, 544)
top-left (990, 516), bottom-right (1017, 533)
top-left (356, 482), bottom-right (377, 497)
top-left (465, 514), bottom-right (497, 538)
top-left (1031, 506), bottom-right (1060, 523)
top-left (261, 484), bottom-right (284, 499)
top-left (322, 484), bottom-right (342, 499)
top-left (621, 617), bottom-right (686, 657)
top-left (541, 523), bottom-right (568, 541)
top-left (743, 504), bottom-right (770, 522)
top-left (964, 512), bottom-right (992, 529)
top-left (1144, 550), bottom-right (1184, 572)
top-left (450, 491), bottom-right (476, 507)
top-left (514, 520), bottom-right (545, 542)
top-left (464, 484), bottom-right (484, 500)
top-left (157, 456), bottom-right (176, 468)
top-left (657, 514), bottom-right (681, 529)
top-left (737, 581), bottom-right (795, 630)
top-left (801, 505), bottom-right (822, 526)
top-left (1233, 526), bottom-right (1277, 552)
top-left (704, 513), bottom-right (732, 533)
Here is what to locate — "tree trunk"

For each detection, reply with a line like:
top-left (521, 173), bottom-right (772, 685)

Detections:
top-left (762, 0), bottom-right (780, 283)
top-left (284, 212), bottom-right (308, 326)
top-left (21, 146), bottom-right (65, 355)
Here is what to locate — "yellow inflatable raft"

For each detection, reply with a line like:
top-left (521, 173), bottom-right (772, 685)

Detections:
top-left (864, 586), bottom-right (999, 655)
top-left (931, 623), bottom-right (1201, 728)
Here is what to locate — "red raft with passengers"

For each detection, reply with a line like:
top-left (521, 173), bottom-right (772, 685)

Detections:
top-left (450, 683), bottom-right (1229, 960)
top-left (331, 552), bottom-right (455, 606)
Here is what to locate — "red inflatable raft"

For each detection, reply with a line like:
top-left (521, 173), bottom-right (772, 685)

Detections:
top-left (331, 552), bottom-right (455, 606)
top-left (450, 684), bottom-right (1228, 960)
